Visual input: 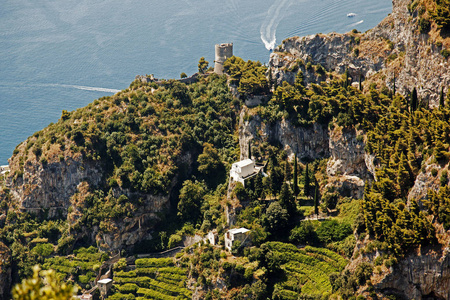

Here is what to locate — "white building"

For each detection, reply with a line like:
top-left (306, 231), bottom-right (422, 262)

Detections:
top-left (225, 228), bottom-right (250, 251)
top-left (0, 165), bottom-right (9, 176)
top-left (230, 159), bottom-right (263, 186)
top-left (206, 230), bottom-right (218, 245)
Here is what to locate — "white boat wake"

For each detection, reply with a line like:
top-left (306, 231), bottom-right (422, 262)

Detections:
top-left (348, 20), bottom-right (364, 27)
top-left (260, 0), bottom-right (293, 51)
top-left (49, 83), bottom-right (120, 93)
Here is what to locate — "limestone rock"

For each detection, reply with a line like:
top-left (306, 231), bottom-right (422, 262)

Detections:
top-left (239, 108), bottom-right (329, 162)
top-left (269, 0), bottom-right (450, 107)
top-left (373, 247), bottom-right (450, 299)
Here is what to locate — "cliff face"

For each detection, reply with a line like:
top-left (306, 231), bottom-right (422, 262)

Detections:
top-left (239, 108), bottom-right (329, 161)
top-left (326, 126), bottom-right (373, 199)
top-left (8, 146), bottom-right (102, 218)
top-left (6, 139), bottom-right (194, 251)
top-left (239, 108), bottom-right (372, 198)
top-left (270, 0), bottom-right (450, 107)
top-left (373, 247), bottom-right (450, 300)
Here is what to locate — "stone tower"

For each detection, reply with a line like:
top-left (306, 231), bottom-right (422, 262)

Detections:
top-left (214, 43), bottom-right (233, 75)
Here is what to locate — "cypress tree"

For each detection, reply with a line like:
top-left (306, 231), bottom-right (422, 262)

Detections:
top-left (344, 68), bottom-right (349, 88)
top-left (393, 74), bottom-right (396, 96)
top-left (284, 156), bottom-right (292, 182)
top-left (313, 178), bottom-right (319, 215)
top-left (359, 74), bottom-right (362, 91)
top-left (248, 139), bottom-right (252, 159)
top-left (293, 154), bottom-right (299, 196)
top-left (410, 87), bottom-right (418, 112)
top-left (304, 163), bottom-right (310, 197)
top-left (280, 181), bottom-right (296, 219)
top-left (440, 86), bottom-right (445, 108)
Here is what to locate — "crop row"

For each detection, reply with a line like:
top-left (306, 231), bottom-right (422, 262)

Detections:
top-left (113, 276), bottom-right (191, 298)
top-left (304, 246), bottom-right (348, 269)
top-left (135, 258), bottom-right (174, 268)
top-left (136, 287), bottom-right (176, 300)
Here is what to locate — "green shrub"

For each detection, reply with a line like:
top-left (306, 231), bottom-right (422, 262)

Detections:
top-left (442, 49), bottom-right (450, 59)
top-left (431, 168), bottom-right (438, 177)
top-left (118, 283), bottom-right (139, 293)
top-left (31, 243), bottom-right (54, 257)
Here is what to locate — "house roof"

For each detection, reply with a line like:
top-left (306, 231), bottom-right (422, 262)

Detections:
top-left (97, 278), bottom-right (113, 284)
top-left (233, 159), bottom-right (254, 168)
top-left (228, 228), bottom-right (250, 235)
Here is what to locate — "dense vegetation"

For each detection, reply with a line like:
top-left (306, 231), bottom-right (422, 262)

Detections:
top-left (2, 47), bottom-right (450, 299)
top-left (109, 257), bottom-right (191, 300)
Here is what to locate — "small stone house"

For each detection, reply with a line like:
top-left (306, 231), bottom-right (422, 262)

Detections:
top-left (97, 278), bottom-right (113, 299)
top-left (230, 159), bottom-right (264, 186)
top-left (225, 228), bottom-right (250, 251)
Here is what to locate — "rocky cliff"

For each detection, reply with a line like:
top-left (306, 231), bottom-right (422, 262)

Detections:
top-left (7, 141), bottom-right (102, 218)
top-left (239, 108), bottom-right (373, 198)
top-left (269, 0), bottom-right (450, 107)
top-left (373, 246), bottom-right (450, 299)
top-left (326, 126), bottom-right (373, 199)
top-left (239, 107), bottom-right (329, 161)
top-left (5, 136), bottom-right (194, 252)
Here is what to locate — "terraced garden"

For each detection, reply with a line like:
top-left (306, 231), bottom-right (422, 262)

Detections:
top-left (41, 246), bottom-right (105, 288)
top-left (266, 242), bottom-right (348, 298)
top-left (108, 257), bottom-right (192, 300)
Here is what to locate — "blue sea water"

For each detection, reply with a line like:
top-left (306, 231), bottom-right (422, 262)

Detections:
top-left (0, 0), bottom-right (391, 165)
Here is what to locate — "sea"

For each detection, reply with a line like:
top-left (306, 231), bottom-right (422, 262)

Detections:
top-left (0, 0), bottom-right (392, 165)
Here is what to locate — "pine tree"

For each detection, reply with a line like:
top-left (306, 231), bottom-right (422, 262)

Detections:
top-left (397, 152), bottom-right (411, 197)
top-left (434, 140), bottom-right (447, 162)
top-left (280, 181), bottom-right (296, 219)
top-left (295, 70), bottom-right (304, 92)
top-left (304, 163), bottom-right (310, 198)
top-left (284, 157), bottom-right (292, 181)
top-left (293, 154), bottom-right (299, 196)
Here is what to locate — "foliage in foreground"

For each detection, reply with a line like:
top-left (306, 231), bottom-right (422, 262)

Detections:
top-left (12, 265), bottom-right (76, 300)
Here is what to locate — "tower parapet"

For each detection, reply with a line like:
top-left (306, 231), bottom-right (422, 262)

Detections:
top-left (214, 43), bottom-right (233, 75)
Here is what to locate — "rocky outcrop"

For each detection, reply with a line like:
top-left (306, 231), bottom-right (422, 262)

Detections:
top-left (6, 137), bottom-right (195, 252)
top-left (327, 127), bottom-right (371, 180)
top-left (239, 108), bottom-right (329, 161)
top-left (239, 109), bottom-right (373, 199)
top-left (373, 247), bottom-right (450, 300)
top-left (9, 154), bottom-right (102, 218)
top-left (0, 242), bottom-right (11, 300)
top-left (408, 160), bottom-right (444, 203)
top-left (326, 126), bottom-right (373, 199)
top-left (270, 0), bottom-right (450, 107)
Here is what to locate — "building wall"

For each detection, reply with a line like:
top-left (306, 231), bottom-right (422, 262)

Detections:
top-left (240, 162), bottom-right (255, 178)
top-left (214, 43), bottom-right (233, 75)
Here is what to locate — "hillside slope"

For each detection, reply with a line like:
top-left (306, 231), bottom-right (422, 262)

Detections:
top-left (270, 0), bottom-right (450, 107)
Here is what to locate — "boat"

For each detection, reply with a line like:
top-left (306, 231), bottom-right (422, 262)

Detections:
top-left (347, 13), bottom-right (356, 17)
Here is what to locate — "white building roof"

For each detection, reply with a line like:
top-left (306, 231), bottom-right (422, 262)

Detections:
top-left (228, 228), bottom-right (250, 235)
top-left (97, 278), bottom-right (113, 284)
top-left (233, 159), bottom-right (253, 168)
